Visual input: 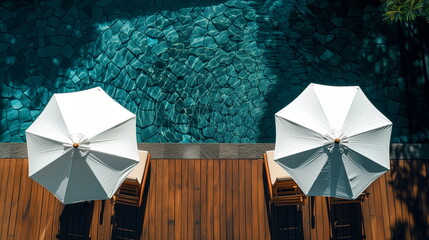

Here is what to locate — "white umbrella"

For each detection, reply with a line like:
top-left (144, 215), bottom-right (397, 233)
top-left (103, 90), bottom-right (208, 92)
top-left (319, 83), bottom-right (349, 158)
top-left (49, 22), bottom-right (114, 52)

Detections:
top-left (274, 83), bottom-right (392, 199)
top-left (26, 87), bottom-right (139, 204)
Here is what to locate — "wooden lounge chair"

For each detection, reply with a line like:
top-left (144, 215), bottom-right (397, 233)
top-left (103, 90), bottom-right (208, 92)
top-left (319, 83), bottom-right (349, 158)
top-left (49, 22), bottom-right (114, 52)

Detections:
top-left (263, 150), bottom-right (306, 206)
top-left (114, 150), bottom-right (151, 207)
top-left (327, 190), bottom-right (369, 239)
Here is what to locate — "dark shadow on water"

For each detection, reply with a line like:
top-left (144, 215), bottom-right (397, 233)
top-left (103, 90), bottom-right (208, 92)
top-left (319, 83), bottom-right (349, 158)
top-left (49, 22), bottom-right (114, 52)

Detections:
top-left (395, 19), bottom-right (429, 143)
top-left (250, 0), bottom-right (429, 143)
top-left (57, 201), bottom-right (94, 240)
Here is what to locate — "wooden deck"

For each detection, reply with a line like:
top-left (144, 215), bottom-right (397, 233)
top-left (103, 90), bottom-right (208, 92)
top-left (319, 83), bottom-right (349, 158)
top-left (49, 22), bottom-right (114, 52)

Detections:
top-left (0, 158), bottom-right (428, 240)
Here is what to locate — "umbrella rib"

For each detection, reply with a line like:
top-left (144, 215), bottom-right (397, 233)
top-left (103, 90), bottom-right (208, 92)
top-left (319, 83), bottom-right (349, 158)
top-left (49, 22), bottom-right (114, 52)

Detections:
top-left (310, 86), bottom-right (340, 131)
top-left (88, 116), bottom-right (134, 140)
top-left (52, 96), bottom-right (72, 138)
top-left (305, 153), bottom-right (355, 199)
top-left (89, 149), bottom-right (138, 169)
top-left (62, 152), bottom-right (77, 203)
top-left (275, 145), bottom-right (326, 168)
top-left (346, 147), bottom-right (389, 171)
top-left (339, 159), bottom-right (355, 199)
top-left (347, 124), bottom-right (392, 139)
top-left (26, 132), bottom-right (68, 145)
top-left (341, 148), bottom-right (389, 199)
top-left (84, 150), bottom-right (137, 198)
top-left (276, 116), bottom-right (327, 138)
top-left (28, 147), bottom-right (73, 178)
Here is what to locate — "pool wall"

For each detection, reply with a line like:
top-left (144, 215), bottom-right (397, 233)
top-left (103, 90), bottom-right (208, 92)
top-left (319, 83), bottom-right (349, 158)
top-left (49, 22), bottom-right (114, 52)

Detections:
top-left (1, 0), bottom-right (428, 143)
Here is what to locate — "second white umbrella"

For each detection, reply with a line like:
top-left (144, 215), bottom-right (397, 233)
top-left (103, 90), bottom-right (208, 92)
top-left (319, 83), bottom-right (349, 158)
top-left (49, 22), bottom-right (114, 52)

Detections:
top-left (274, 83), bottom-right (392, 199)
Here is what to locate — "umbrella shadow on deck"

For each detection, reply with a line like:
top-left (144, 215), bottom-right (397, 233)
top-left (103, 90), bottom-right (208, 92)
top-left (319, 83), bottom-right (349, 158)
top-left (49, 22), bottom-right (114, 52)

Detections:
top-left (327, 200), bottom-right (365, 240)
top-left (57, 201), bottom-right (94, 240)
top-left (271, 205), bottom-right (304, 240)
top-left (111, 204), bottom-right (145, 240)
top-left (111, 169), bottom-right (152, 240)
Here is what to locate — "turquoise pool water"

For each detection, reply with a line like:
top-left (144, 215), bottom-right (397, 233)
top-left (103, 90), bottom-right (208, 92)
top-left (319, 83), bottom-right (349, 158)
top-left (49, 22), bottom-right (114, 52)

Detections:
top-left (0, 0), bottom-right (427, 143)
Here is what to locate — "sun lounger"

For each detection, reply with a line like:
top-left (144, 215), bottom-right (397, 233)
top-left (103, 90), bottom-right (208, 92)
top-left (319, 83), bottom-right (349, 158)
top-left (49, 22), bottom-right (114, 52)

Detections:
top-left (114, 150), bottom-right (151, 207)
top-left (263, 150), bottom-right (306, 206)
top-left (327, 191), bottom-right (368, 239)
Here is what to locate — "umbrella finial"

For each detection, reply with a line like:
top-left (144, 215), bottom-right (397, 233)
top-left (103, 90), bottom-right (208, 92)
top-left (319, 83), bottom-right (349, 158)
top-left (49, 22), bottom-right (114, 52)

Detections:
top-left (73, 143), bottom-right (79, 148)
top-left (334, 138), bottom-right (340, 144)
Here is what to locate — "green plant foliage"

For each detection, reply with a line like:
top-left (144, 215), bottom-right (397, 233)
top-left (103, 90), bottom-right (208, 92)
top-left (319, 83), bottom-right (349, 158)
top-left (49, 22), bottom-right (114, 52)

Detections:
top-left (381, 0), bottom-right (429, 22)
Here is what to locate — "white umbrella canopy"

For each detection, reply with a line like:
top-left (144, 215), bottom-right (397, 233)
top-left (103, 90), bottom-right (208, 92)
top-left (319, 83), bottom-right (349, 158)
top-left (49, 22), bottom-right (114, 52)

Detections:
top-left (26, 87), bottom-right (139, 204)
top-left (274, 83), bottom-right (392, 199)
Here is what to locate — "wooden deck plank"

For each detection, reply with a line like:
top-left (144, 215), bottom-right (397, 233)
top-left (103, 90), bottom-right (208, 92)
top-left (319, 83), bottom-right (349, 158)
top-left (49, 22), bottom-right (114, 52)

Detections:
top-left (385, 166), bottom-right (398, 240)
top-left (212, 159), bottom-right (221, 240)
top-left (155, 159), bottom-right (163, 240)
top-left (411, 159), bottom-right (428, 239)
top-left (249, 160), bottom-right (260, 239)
top-left (241, 160), bottom-right (247, 239)
top-left (44, 185), bottom-right (58, 240)
top-left (301, 196), bottom-right (311, 239)
top-left (374, 175), bottom-right (387, 240)
top-left (173, 159), bottom-right (182, 240)
top-left (365, 182), bottom-right (375, 239)
top-left (167, 159), bottom-right (176, 240)
top-left (8, 161), bottom-right (21, 238)
top-left (200, 159), bottom-right (207, 240)
top-left (206, 159), bottom-right (214, 240)
top-left (142, 161), bottom-right (151, 239)
top-left (187, 159), bottom-right (195, 240)
top-left (322, 196), bottom-right (331, 240)
top-left (403, 161), bottom-right (416, 239)
top-left (360, 185), bottom-right (373, 240)
top-left (399, 159), bottom-right (413, 240)
top-left (39, 188), bottom-right (52, 240)
top-left (89, 200), bottom-right (100, 240)
top-left (96, 201), bottom-right (104, 240)
top-left (13, 159), bottom-right (30, 240)
top-left (219, 159), bottom-right (227, 240)
top-left (158, 159), bottom-right (167, 240)
top-left (307, 197), bottom-right (315, 240)
top-left (148, 159), bottom-right (158, 239)
top-left (379, 173), bottom-right (392, 240)
top-left (0, 159), bottom-right (6, 238)
top-left (225, 159), bottom-right (234, 239)
top-left (52, 196), bottom-right (63, 239)
top-left (420, 161), bottom-right (429, 237)
top-left (160, 160), bottom-right (169, 240)
top-left (232, 159), bottom-right (240, 240)
top-left (6, 160), bottom-right (21, 238)
top-left (245, 160), bottom-right (253, 240)
top-left (262, 160), bottom-right (271, 240)
top-left (314, 197), bottom-right (325, 239)
top-left (31, 175), bottom-right (45, 240)
top-left (193, 159), bottom-right (201, 240)
top-left (7, 159), bottom-right (22, 239)
top-left (0, 159), bottom-right (13, 239)
top-left (390, 160), bottom-right (404, 240)
top-left (45, 188), bottom-right (57, 240)
top-left (251, 161), bottom-right (264, 239)
top-left (180, 159), bottom-right (188, 240)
